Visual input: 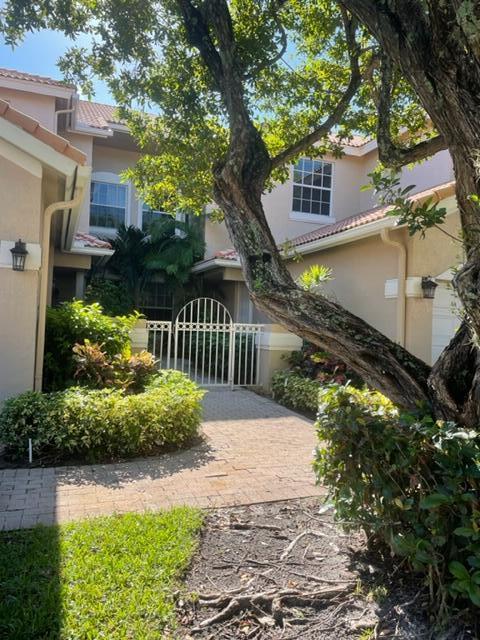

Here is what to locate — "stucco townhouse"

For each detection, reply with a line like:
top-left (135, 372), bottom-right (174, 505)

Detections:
top-left (0, 67), bottom-right (461, 400)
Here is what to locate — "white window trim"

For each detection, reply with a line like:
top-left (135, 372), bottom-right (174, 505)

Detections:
top-left (137, 201), bottom-right (186, 237)
top-left (89, 171), bottom-right (131, 237)
top-left (289, 160), bottom-right (336, 224)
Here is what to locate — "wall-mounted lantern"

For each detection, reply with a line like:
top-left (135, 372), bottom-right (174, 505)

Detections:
top-left (10, 239), bottom-right (28, 272)
top-left (421, 276), bottom-right (438, 299)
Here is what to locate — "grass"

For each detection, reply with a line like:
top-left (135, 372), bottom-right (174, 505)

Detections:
top-left (0, 507), bottom-right (203, 639)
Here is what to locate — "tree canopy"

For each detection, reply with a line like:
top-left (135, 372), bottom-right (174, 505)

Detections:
top-left (1, 1), bottom-right (438, 212)
top-left (3, 1), bottom-right (480, 424)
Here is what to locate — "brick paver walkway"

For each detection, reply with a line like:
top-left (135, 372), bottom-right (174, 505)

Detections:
top-left (0, 389), bottom-right (323, 530)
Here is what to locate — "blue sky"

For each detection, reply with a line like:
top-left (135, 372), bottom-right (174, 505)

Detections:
top-left (0, 29), bottom-right (114, 104)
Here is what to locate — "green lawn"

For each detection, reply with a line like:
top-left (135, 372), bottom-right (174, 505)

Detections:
top-left (0, 507), bottom-right (203, 639)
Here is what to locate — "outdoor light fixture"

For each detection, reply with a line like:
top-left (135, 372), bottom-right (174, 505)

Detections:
top-left (10, 239), bottom-right (28, 272)
top-left (421, 276), bottom-right (438, 299)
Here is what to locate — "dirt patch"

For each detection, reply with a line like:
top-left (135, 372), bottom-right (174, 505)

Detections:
top-left (177, 498), bottom-right (472, 639)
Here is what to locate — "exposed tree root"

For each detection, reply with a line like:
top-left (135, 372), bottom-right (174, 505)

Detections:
top-left (192, 584), bottom-right (354, 631)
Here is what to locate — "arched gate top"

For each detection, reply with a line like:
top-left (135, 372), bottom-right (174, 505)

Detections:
top-left (176, 297), bottom-right (232, 326)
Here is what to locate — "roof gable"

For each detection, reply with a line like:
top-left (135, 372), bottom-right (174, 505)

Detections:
top-left (0, 98), bottom-right (87, 166)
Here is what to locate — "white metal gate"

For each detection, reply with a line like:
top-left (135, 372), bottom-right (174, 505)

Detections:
top-left (147, 298), bottom-right (263, 387)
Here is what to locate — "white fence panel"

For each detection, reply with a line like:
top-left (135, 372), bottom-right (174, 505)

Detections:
top-left (146, 320), bottom-right (172, 369)
top-left (146, 298), bottom-right (263, 387)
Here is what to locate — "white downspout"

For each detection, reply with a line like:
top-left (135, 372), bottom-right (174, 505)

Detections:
top-left (34, 189), bottom-right (85, 391)
top-left (54, 108), bottom-right (75, 133)
top-left (381, 228), bottom-right (407, 347)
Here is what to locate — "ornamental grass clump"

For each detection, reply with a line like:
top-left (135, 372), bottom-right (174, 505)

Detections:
top-left (314, 384), bottom-right (480, 618)
top-left (0, 371), bottom-right (204, 463)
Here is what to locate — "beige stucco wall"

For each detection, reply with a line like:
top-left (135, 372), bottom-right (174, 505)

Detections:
top-left (0, 155), bottom-right (43, 401)
top-left (358, 148), bottom-right (454, 212)
top-left (289, 235), bottom-right (399, 343)
top-left (404, 211), bottom-right (461, 363)
top-left (0, 88), bottom-right (57, 130)
top-left (0, 155), bottom-right (42, 241)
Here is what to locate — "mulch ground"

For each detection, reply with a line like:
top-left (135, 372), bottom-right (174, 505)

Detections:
top-left (177, 498), bottom-right (475, 640)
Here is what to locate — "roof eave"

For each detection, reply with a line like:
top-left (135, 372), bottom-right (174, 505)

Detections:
top-left (191, 257), bottom-right (241, 273)
top-left (0, 75), bottom-right (75, 100)
top-left (68, 123), bottom-right (114, 138)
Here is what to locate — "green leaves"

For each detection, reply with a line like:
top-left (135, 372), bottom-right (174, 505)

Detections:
top-left (313, 383), bottom-right (480, 613)
top-left (449, 561), bottom-right (470, 581)
top-left (420, 493), bottom-right (452, 509)
top-left (366, 169), bottom-right (449, 237)
top-left (297, 264), bottom-right (333, 291)
top-left (44, 301), bottom-right (139, 392)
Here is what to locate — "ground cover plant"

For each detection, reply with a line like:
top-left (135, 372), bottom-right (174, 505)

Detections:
top-left (0, 370), bottom-right (204, 463)
top-left (315, 384), bottom-right (480, 620)
top-left (0, 508), bottom-right (203, 640)
top-left (271, 369), bottom-right (321, 415)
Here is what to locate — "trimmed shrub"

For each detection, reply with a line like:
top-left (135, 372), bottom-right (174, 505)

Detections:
top-left (43, 301), bottom-right (139, 391)
top-left (314, 384), bottom-right (480, 615)
top-left (271, 370), bottom-right (320, 414)
top-left (0, 371), bottom-right (204, 462)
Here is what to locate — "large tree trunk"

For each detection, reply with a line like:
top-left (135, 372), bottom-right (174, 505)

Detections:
top-left (181, 0), bottom-right (480, 425)
top-left (212, 123), bottom-right (431, 412)
top-left (341, 1), bottom-right (480, 425)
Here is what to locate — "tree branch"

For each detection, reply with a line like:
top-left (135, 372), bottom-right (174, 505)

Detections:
top-left (376, 53), bottom-right (446, 168)
top-left (271, 5), bottom-right (361, 170)
top-left (176, 0), bottom-right (224, 88)
top-left (244, 3), bottom-right (288, 79)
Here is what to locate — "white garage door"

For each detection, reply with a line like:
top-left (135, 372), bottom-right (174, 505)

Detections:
top-left (431, 282), bottom-right (461, 363)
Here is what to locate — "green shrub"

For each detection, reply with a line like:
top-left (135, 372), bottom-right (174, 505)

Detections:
top-left (73, 341), bottom-right (157, 392)
top-left (286, 342), bottom-right (362, 385)
top-left (44, 301), bottom-right (139, 391)
top-left (84, 276), bottom-right (134, 316)
top-left (0, 371), bottom-right (204, 462)
top-left (271, 370), bottom-right (321, 414)
top-left (314, 384), bottom-right (480, 616)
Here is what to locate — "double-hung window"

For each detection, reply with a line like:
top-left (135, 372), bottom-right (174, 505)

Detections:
top-left (141, 204), bottom-right (171, 232)
top-left (292, 158), bottom-right (333, 217)
top-left (90, 180), bottom-right (127, 230)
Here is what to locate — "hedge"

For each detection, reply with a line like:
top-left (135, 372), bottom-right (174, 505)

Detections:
top-left (0, 371), bottom-right (204, 463)
top-left (271, 370), bottom-right (320, 414)
top-left (314, 383), bottom-right (480, 616)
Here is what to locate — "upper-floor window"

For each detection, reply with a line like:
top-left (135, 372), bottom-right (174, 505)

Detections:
top-left (140, 204), bottom-right (171, 232)
top-left (90, 180), bottom-right (127, 230)
top-left (292, 158), bottom-right (333, 217)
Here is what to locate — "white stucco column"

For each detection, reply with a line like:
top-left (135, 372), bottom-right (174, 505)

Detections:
top-left (130, 318), bottom-right (149, 353)
top-left (75, 270), bottom-right (86, 299)
top-left (258, 324), bottom-right (303, 390)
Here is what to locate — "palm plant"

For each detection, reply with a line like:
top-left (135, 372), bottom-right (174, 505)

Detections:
top-left (145, 217), bottom-right (205, 286)
top-left (106, 219), bottom-right (205, 311)
top-left (107, 225), bottom-right (151, 309)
